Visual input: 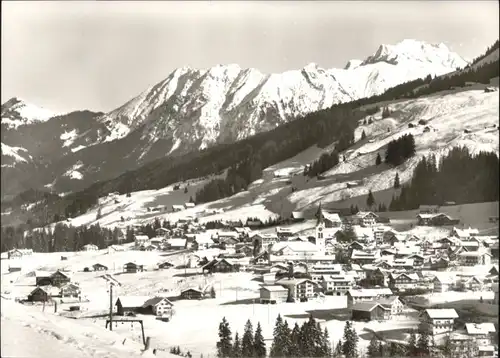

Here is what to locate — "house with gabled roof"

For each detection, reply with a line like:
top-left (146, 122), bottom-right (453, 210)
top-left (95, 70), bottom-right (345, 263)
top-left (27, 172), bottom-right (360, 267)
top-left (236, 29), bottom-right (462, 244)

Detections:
top-left (376, 296), bottom-right (405, 316)
top-left (432, 273), bottom-right (455, 292)
top-left (259, 285), bottom-right (288, 304)
top-left (465, 323), bottom-right (496, 346)
top-left (388, 272), bottom-right (420, 292)
top-left (459, 250), bottom-right (492, 266)
top-left (275, 278), bottom-right (317, 302)
top-left (60, 283), bottom-right (81, 298)
top-left (28, 286), bottom-right (59, 302)
top-left (421, 309), bottom-right (459, 336)
top-left (450, 227), bottom-right (479, 240)
top-left (347, 288), bottom-right (393, 305)
top-left (351, 302), bottom-right (391, 321)
top-left (352, 211), bottom-right (378, 227)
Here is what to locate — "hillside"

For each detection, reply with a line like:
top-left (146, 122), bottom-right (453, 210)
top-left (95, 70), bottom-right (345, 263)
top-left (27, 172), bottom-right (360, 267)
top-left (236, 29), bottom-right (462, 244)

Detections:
top-left (1, 39), bottom-right (467, 200)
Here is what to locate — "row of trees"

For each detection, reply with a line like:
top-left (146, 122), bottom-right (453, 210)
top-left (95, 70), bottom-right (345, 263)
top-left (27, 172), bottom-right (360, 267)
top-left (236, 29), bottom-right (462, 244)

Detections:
top-left (217, 318), bottom-right (266, 358)
top-left (305, 150), bottom-right (340, 177)
top-left (385, 134), bottom-right (416, 166)
top-left (389, 147), bottom-right (499, 211)
top-left (1, 223), bottom-right (125, 253)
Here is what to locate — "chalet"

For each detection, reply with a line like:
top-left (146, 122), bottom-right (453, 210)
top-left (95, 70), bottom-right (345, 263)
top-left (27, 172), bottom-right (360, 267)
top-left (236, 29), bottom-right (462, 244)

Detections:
top-left (123, 262), bottom-right (144, 273)
top-left (7, 249), bottom-right (33, 259)
top-left (460, 239), bottom-right (480, 252)
top-left (451, 227), bottom-right (479, 240)
top-left (270, 241), bottom-right (319, 257)
top-left (391, 257), bottom-right (415, 269)
top-left (407, 254), bottom-right (425, 267)
top-left (459, 251), bottom-right (492, 266)
top-left (388, 273), bottom-right (420, 292)
top-left (134, 235), bottom-right (149, 248)
top-left (432, 274), bottom-right (455, 293)
top-left (350, 250), bottom-right (380, 265)
top-left (158, 261), bottom-right (174, 269)
top-left (141, 297), bottom-right (174, 316)
top-left (373, 226), bottom-right (391, 244)
top-left (463, 276), bottom-right (484, 291)
top-left (351, 302), bottom-right (391, 321)
top-left (82, 244), bottom-right (98, 251)
top-left (366, 268), bottom-right (391, 287)
top-left (417, 213), bottom-right (458, 226)
top-left (347, 288), bottom-right (393, 305)
top-left (352, 211), bottom-right (378, 227)
top-left (377, 296), bottom-right (405, 316)
top-left (60, 283), bottom-right (81, 298)
top-left (150, 237), bottom-right (165, 247)
top-left (202, 259), bottom-right (239, 274)
top-left (184, 202), bottom-right (195, 209)
top-left (50, 270), bottom-right (71, 287)
top-left (320, 275), bottom-right (353, 295)
top-left (259, 285), bottom-right (289, 304)
top-left (27, 286), bottom-right (56, 302)
top-left (180, 288), bottom-right (203, 300)
top-left (309, 264), bottom-right (343, 282)
top-left (93, 263), bottom-right (108, 271)
top-left (172, 205), bottom-right (184, 212)
top-left (194, 235), bottom-right (214, 250)
top-left (35, 272), bottom-right (53, 286)
top-left (422, 309), bottom-right (459, 336)
top-left (276, 278), bottom-right (317, 302)
top-left (165, 238), bottom-right (187, 250)
top-left (235, 244), bottom-right (253, 256)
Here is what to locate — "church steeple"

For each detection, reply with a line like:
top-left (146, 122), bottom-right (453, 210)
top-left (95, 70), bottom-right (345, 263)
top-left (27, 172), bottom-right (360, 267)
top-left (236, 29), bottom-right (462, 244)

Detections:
top-left (316, 201), bottom-right (324, 225)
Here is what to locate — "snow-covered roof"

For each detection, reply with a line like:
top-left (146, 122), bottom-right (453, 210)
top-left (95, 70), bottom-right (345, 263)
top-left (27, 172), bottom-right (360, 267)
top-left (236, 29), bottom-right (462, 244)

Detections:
top-left (259, 285), bottom-right (288, 292)
top-left (348, 288), bottom-right (393, 297)
top-left (276, 278), bottom-right (316, 286)
top-left (452, 227), bottom-right (479, 237)
top-left (270, 241), bottom-right (318, 254)
top-left (425, 309), bottom-right (459, 319)
top-left (167, 238), bottom-right (187, 247)
top-left (351, 302), bottom-right (388, 312)
top-left (459, 251), bottom-right (491, 257)
top-left (134, 235), bottom-right (149, 241)
top-left (322, 212), bottom-right (342, 223)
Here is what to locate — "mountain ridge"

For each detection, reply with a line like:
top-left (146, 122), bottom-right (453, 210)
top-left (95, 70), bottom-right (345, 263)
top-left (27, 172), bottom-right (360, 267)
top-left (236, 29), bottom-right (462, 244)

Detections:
top-left (1, 39), bottom-right (469, 200)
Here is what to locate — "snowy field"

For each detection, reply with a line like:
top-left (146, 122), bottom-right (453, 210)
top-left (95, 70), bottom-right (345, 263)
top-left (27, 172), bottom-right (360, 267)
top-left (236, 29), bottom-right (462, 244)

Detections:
top-left (28, 85), bottom-right (498, 236)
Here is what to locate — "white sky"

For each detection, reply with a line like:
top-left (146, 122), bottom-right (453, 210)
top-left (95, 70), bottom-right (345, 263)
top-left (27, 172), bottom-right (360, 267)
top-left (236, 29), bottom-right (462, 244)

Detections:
top-left (1, 1), bottom-right (498, 113)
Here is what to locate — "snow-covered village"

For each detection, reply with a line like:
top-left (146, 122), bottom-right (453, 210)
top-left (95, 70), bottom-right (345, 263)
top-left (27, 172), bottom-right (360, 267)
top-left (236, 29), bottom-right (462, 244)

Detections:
top-left (1, 1), bottom-right (499, 358)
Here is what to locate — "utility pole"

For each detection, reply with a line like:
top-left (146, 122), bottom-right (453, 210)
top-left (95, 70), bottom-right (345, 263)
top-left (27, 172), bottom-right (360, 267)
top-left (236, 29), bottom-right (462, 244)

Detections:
top-left (109, 283), bottom-right (113, 331)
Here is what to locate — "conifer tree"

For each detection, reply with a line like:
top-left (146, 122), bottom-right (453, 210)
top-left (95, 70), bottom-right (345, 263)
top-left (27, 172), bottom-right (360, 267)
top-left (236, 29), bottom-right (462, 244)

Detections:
top-left (334, 340), bottom-right (343, 357)
top-left (361, 130), bottom-right (367, 140)
top-left (416, 322), bottom-right (430, 356)
top-left (376, 153), bottom-right (382, 165)
top-left (270, 315), bottom-right (285, 357)
top-left (321, 327), bottom-right (333, 357)
top-left (342, 321), bottom-right (358, 358)
top-left (241, 320), bottom-right (254, 358)
top-left (367, 336), bottom-right (380, 357)
top-left (394, 173), bottom-right (401, 189)
top-left (232, 332), bottom-right (242, 358)
top-left (289, 322), bottom-right (301, 357)
top-left (367, 190), bottom-right (375, 208)
top-left (442, 335), bottom-right (452, 358)
top-left (217, 317), bottom-right (232, 358)
top-left (408, 330), bottom-right (417, 357)
top-left (253, 322), bottom-right (266, 358)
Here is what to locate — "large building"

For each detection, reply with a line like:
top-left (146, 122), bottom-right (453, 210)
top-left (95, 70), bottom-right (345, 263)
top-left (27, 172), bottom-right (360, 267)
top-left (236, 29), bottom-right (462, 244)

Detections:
top-left (422, 309), bottom-right (459, 336)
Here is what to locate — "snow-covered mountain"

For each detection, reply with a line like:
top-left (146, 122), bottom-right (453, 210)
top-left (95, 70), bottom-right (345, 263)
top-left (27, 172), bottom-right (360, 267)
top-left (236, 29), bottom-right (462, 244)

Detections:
top-left (1, 39), bottom-right (468, 199)
top-left (95, 39), bottom-right (467, 151)
top-left (1, 97), bottom-right (62, 129)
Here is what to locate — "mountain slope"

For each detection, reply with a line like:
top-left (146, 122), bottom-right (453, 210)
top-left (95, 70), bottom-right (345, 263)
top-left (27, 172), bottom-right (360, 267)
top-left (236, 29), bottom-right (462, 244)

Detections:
top-left (1, 39), bottom-right (467, 200)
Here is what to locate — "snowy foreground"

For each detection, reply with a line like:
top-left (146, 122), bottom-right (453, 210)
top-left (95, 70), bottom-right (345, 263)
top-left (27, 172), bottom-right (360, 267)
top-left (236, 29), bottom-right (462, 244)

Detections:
top-left (0, 247), bottom-right (422, 357)
top-left (0, 298), bottom-right (176, 358)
